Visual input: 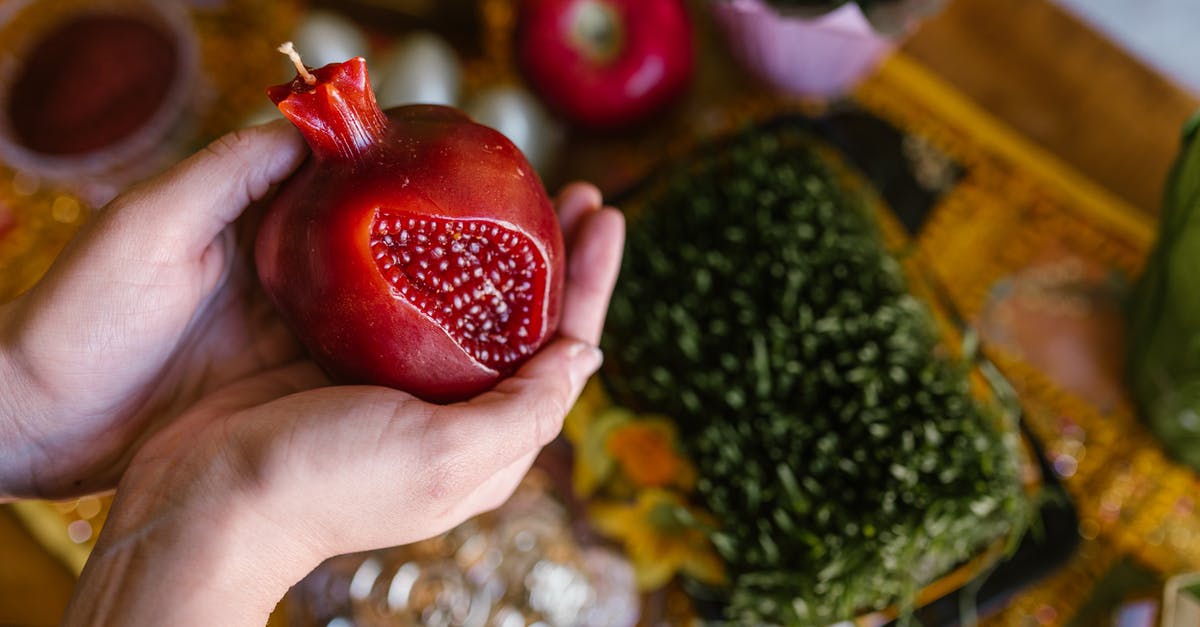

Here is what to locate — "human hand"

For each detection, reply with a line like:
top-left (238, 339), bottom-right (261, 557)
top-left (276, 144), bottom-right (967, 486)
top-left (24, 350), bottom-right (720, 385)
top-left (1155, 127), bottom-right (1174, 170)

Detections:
top-left (0, 120), bottom-right (309, 499)
top-left (62, 179), bottom-right (624, 625)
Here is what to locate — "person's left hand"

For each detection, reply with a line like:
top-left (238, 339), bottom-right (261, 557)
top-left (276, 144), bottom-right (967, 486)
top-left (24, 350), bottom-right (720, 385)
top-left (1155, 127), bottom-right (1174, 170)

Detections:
top-left (0, 120), bottom-right (310, 499)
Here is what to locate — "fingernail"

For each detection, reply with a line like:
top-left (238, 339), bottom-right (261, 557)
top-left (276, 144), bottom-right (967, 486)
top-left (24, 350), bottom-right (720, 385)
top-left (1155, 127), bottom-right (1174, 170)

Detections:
top-left (568, 341), bottom-right (603, 386)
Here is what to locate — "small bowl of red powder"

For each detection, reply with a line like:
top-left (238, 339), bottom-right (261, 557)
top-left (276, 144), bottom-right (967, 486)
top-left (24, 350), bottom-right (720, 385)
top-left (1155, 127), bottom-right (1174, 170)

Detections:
top-left (0, 0), bottom-right (200, 204)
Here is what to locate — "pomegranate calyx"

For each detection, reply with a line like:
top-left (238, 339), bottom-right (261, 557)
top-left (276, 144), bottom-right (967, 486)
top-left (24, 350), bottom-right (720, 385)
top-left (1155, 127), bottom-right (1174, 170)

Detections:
top-left (267, 51), bottom-right (387, 161)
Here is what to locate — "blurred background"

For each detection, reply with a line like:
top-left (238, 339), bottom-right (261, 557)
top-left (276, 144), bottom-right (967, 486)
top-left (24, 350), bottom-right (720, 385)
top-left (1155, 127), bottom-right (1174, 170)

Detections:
top-left (3, 0), bottom-right (1200, 625)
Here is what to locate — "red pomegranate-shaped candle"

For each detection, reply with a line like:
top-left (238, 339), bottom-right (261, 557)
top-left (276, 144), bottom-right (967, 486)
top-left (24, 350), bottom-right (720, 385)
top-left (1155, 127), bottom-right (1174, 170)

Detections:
top-left (257, 44), bottom-right (564, 403)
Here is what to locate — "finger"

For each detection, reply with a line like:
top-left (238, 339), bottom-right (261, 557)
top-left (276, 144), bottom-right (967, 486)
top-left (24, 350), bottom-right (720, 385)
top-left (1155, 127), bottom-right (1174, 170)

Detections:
top-left (559, 208), bottom-right (625, 345)
top-left (555, 182), bottom-right (603, 243)
top-left (109, 119), bottom-right (306, 259)
top-left (9, 122), bottom-right (304, 374)
top-left (439, 338), bottom-right (602, 481)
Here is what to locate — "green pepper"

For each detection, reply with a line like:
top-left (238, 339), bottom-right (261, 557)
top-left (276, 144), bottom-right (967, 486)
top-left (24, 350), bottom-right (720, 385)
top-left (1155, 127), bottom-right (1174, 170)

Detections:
top-left (1129, 111), bottom-right (1200, 471)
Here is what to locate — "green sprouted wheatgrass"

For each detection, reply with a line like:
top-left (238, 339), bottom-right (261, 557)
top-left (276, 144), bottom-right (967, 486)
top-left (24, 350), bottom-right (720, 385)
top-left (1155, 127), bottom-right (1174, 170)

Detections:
top-left (602, 128), bottom-right (1030, 625)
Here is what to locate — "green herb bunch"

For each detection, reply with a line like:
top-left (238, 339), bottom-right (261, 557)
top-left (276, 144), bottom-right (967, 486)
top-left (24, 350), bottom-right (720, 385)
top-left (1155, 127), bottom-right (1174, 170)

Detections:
top-left (603, 128), bottom-right (1030, 625)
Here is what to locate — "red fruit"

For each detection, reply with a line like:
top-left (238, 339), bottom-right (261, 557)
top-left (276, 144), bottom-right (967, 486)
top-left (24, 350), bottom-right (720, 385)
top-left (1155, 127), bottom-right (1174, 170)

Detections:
top-left (517, 0), bottom-right (693, 130)
top-left (257, 49), bottom-right (564, 403)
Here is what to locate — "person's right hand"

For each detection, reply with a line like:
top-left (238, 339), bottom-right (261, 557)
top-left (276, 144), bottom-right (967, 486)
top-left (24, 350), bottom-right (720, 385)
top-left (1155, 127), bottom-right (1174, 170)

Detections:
top-left (64, 185), bottom-right (625, 627)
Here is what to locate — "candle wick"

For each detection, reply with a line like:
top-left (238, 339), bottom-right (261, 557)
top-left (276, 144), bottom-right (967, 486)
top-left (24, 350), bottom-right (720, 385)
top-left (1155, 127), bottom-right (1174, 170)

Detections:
top-left (278, 41), bottom-right (317, 87)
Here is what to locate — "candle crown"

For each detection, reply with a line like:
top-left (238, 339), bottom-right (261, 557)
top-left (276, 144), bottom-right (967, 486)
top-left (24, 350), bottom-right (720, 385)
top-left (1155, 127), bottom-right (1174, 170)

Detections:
top-left (268, 55), bottom-right (388, 160)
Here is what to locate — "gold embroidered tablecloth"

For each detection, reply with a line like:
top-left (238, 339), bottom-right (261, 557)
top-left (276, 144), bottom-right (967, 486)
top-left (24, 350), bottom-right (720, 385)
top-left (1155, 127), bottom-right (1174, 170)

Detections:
top-left (857, 54), bottom-right (1188, 623)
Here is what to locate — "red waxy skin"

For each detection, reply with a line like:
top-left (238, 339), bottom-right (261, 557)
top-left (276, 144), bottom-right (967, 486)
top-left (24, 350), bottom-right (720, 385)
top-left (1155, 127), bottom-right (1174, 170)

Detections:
top-left (257, 58), bottom-right (564, 403)
top-left (518, 0), bottom-right (693, 129)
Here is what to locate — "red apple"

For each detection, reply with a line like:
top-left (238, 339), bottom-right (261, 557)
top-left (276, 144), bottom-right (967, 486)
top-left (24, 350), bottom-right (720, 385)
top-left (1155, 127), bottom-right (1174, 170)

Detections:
top-left (517, 0), bottom-right (693, 129)
top-left (257, 49), bottom-right (564, 403)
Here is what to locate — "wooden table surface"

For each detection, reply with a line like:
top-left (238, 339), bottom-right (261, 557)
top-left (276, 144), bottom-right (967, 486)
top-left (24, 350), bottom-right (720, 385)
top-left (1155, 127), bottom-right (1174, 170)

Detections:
top-left (2, 0), bottom-right (1196, 624)
top-left (903, 0), bottom-right (1198, 215)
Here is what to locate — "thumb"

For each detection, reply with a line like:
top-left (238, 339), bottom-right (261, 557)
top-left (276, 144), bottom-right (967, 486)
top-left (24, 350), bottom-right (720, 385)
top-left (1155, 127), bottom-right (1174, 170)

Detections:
top-left (3, 121), bottom-right (305, 408)
top-left (105, 119), bottom-right (307, 260)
